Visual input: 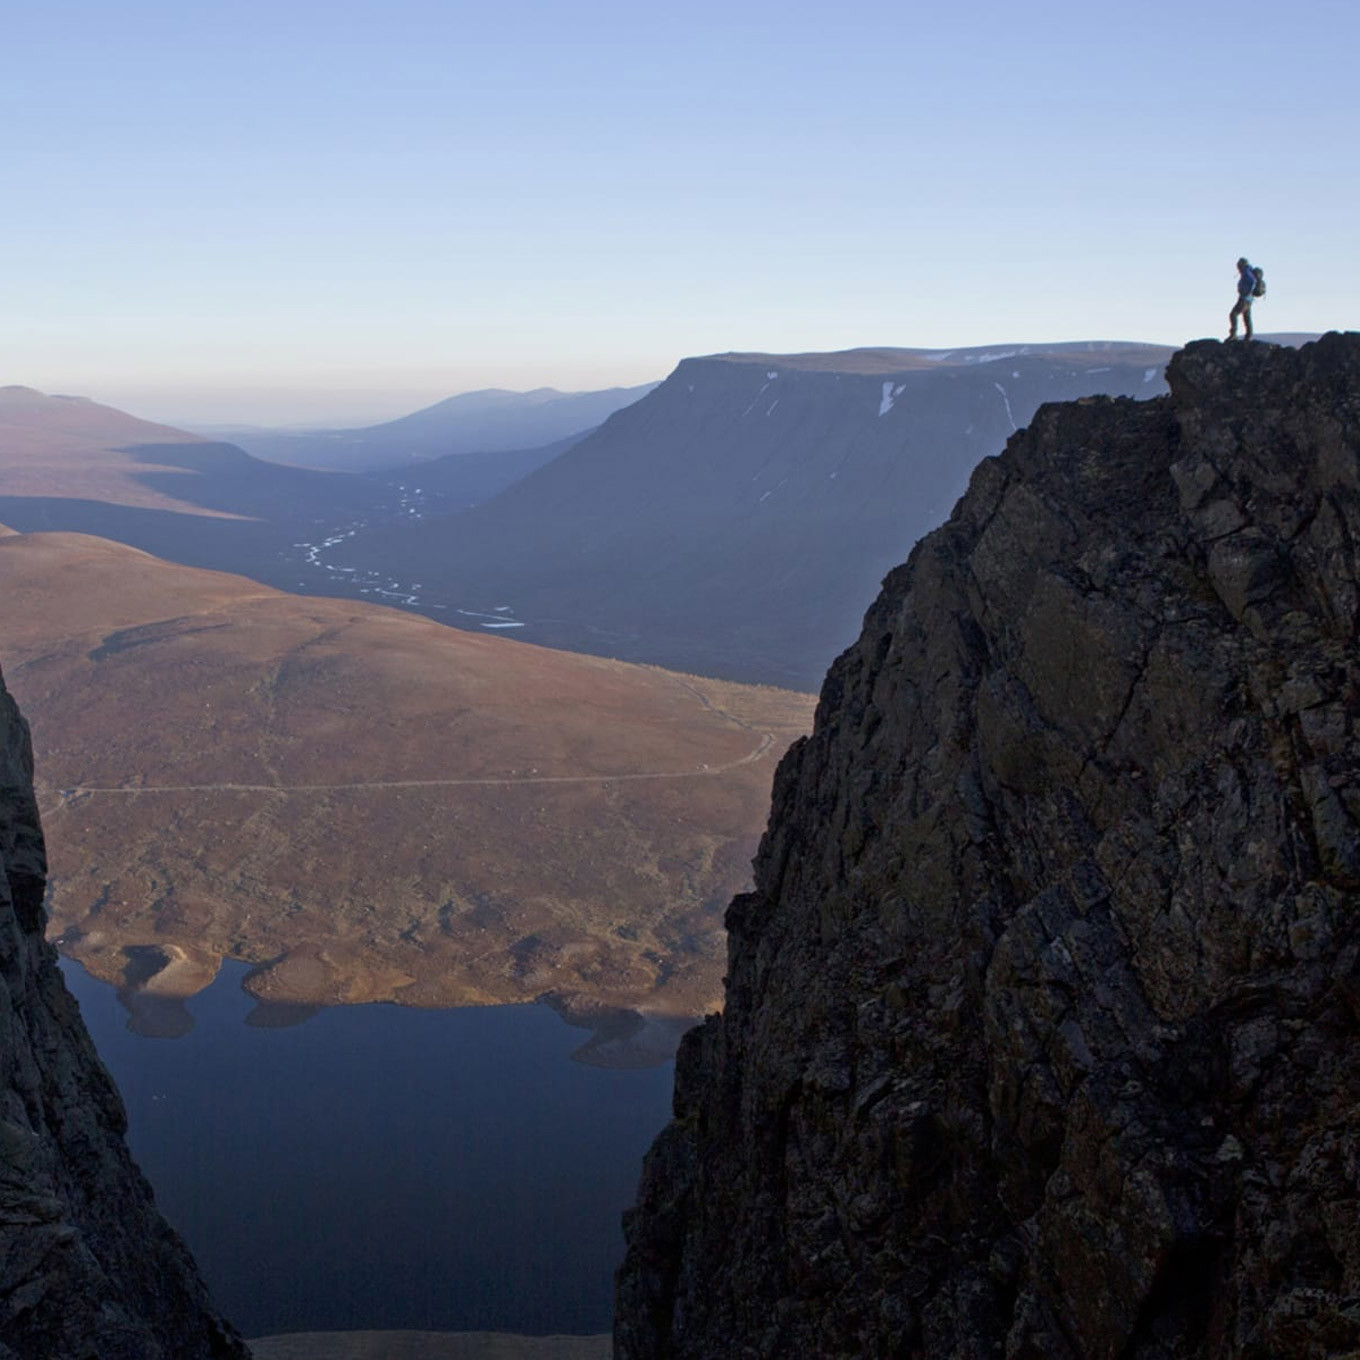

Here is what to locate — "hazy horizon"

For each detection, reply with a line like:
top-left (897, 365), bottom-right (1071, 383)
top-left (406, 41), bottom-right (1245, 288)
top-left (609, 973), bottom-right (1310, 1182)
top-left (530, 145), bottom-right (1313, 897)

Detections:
top-left (6, 329), bottom-right (1331, 432)
top-left (24, 337), bottom-right (1197, 431)
top-left (85, 372), bottom-right (668, 431)
top-left (7, 0), bottom-right (1357, 428)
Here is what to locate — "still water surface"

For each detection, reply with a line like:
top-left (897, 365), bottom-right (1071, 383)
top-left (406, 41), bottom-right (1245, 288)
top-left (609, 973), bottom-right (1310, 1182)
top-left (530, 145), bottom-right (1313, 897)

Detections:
top-left (60, 958), bottom-right (676, 1340)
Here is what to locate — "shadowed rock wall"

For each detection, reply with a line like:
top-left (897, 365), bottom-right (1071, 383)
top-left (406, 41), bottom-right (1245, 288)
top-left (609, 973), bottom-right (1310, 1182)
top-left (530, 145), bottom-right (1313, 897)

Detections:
top-left (0, 668), bottom-right (246, 1358)
top-left (616, 334), bottom-right (1360, 1358)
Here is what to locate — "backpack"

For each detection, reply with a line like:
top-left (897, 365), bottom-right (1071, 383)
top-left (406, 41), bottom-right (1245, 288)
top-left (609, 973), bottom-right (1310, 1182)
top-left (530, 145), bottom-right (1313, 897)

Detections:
top-left (1252, 267), bottom-right (1266, 298)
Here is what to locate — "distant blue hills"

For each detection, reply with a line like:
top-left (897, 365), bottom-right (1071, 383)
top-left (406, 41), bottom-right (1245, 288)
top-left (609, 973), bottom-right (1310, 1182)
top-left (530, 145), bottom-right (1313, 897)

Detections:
top-left (213, 382), bottom-right (660, 473)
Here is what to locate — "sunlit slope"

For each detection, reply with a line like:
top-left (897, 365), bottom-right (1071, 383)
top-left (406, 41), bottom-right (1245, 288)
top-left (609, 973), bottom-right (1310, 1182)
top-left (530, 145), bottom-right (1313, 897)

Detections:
top-left (0, 528), bottom-right (813, 1018)
top-left (0, 385), bottom-right (233, 513)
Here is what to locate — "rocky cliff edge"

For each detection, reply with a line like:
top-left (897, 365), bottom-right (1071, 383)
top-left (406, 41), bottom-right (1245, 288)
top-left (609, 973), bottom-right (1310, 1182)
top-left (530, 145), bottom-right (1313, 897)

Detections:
top-left (616, 333), bottom-right (1360, 1359)
top-left (0, 669), bottom-right (246, 1357)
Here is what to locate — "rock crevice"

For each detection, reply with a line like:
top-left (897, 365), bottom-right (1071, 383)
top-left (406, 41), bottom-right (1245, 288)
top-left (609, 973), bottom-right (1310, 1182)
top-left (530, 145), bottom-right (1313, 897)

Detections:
top-left (0, 669), bottom-right (246, 1358)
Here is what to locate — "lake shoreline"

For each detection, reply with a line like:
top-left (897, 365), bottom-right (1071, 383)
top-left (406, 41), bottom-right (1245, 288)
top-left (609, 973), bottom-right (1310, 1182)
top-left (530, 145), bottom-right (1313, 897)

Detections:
top-left (60, 958), bottom-right (672, 1340)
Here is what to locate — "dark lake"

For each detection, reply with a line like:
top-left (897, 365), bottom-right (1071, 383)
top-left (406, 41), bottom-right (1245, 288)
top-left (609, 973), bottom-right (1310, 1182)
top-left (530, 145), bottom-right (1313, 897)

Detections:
top-left (59, 958), bottom-right (677, 1341)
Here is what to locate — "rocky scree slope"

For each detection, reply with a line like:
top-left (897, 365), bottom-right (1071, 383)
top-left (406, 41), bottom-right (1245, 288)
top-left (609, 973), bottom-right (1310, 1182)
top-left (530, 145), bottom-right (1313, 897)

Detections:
top-left (0, 668), bottom-right (246, 1358)
top-left (616, 333), bottom-right (1360, 1359)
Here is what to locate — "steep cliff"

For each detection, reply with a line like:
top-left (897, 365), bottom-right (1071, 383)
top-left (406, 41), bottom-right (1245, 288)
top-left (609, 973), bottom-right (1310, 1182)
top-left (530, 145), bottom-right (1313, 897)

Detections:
top-left (0, 669), bottom-right (246, 1357)
top-left (616, 334), bottom-right (1360, 1358)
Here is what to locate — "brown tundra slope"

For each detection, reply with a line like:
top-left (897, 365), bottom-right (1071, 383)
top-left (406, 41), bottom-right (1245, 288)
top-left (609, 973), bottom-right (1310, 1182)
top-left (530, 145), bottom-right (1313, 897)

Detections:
top-left (0, 530), bottom-right (812, 1032)
top-left (0, 384), bottom-right (224, 512)
top-left (617, 334), bottom-right (1360, 1358)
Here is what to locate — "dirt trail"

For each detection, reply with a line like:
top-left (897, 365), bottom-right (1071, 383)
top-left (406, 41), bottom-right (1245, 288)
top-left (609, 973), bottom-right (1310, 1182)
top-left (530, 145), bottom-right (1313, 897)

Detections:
top-left (37, 732), bottom-right (777, 810)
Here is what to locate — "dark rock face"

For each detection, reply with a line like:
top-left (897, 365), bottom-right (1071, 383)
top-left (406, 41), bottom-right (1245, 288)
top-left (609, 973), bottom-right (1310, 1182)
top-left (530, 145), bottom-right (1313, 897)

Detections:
top-left (0, 670), bottom-right (246, 1358)
top-left (616, 334), bottom-right (1360, 1358)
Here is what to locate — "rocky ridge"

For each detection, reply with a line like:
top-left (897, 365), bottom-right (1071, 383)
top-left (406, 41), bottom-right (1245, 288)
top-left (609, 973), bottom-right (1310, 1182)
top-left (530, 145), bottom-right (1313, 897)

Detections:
top-left (616, 334), bottom-right (1360, 1357)
top-left (0, 667), bottom-right (245, 1357)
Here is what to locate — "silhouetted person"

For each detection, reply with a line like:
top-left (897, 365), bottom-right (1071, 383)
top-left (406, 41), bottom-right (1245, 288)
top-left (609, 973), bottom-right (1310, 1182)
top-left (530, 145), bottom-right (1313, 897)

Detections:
top-left (1228, 257), bottom-right (1257, 340)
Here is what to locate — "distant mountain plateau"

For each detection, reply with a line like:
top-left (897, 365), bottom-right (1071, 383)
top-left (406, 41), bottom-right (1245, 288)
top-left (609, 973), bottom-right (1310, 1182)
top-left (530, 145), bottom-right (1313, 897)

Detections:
top-left (335, 342), bottom-right (1181, 688)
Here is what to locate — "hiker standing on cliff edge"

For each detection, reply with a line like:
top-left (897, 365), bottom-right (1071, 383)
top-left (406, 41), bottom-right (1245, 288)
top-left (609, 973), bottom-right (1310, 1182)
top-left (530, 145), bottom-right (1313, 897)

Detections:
top-left (1228, 257), bottom-right (1264, 340)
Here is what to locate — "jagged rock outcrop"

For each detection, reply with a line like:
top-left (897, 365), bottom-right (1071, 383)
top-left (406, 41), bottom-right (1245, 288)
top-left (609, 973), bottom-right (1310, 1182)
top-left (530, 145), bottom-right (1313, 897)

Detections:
top-left (0, 669), bottom-right (246, 1357)
top-left (616, 334), bottom-right (1360, 1358)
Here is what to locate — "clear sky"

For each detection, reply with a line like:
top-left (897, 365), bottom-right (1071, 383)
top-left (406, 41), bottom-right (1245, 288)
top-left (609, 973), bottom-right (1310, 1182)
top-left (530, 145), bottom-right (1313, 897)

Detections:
top-left (5, 0), bottom-right (1358, 426)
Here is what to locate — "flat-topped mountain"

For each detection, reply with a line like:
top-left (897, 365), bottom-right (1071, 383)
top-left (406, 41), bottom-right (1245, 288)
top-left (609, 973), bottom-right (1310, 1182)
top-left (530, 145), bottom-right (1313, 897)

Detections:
top-left (222, 382), bottom-right (659, 473)
top-left (0, 526), bottom-right (812, 1035)
top-left (712, 339), bottom-right (1171, 373)
top-left (339, 342), bottom-right (1174, 690)
top-left (617, 334), bottom-right (1360, 1356)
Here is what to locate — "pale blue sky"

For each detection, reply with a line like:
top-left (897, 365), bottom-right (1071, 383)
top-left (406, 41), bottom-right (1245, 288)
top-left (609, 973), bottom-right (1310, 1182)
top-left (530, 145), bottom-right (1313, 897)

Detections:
top-left (5, 0), bottom-right (1357, 425)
